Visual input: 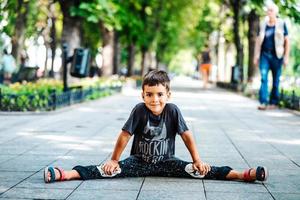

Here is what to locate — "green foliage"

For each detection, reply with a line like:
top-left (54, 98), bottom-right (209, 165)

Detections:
top-left (189, 1), bottom-right (221, 55)
top-left (276, 0), bottom-right (300, 24)
top-left (71, 0), bottom-right (119, 30)
top-left (1, 0), bottom-right (18, 36)
top-left (0, 78), bottom-right (122, 111)
top-left (0, 79), bottom-right (62, 111)
top-left (1, 0), bottom-right (300, 78)
top-left (279, 87), bottom-right (300, 110)
top-left (154, 0), bottom-right (203, 65)
top-left (290, 26), bottom-right (300, 76)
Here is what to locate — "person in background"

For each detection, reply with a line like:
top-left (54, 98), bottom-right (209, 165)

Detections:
top-left (199, 45), bottom-right (212, 89)
top-left (254, 2), bottom-right (289, 110)
top-left (1, 49), bottom-right (16, 85)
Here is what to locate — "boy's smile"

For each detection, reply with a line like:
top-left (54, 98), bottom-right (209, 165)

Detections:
top-left (142, 84), bottom-right (170, 116)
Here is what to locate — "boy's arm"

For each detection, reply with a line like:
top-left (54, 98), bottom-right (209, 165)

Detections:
top-left (102, 130), bottom-right (131, 174)
top-left (181, 130), bottom-right (211, 175)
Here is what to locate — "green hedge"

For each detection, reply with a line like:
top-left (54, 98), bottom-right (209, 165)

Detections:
top-left (0, 78), bottom-right (123, 111)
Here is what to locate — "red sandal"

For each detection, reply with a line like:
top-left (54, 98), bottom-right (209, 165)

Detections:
top-left (243, 166), bottom-right (268, 182)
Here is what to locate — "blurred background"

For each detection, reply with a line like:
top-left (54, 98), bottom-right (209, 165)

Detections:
top-left (0, 0), bottom-right (299, 89)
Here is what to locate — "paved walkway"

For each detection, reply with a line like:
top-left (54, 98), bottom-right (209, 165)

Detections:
top-left (0, 76), bottom-right (299, 200)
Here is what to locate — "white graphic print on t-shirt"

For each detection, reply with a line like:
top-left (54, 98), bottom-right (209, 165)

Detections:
top-left (137, 120), bottom-right (170, 163)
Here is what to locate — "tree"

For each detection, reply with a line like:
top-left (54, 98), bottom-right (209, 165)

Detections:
top-left (59, 0), bottom-right (83, 53)
top-left (247, 9), bottom-right (259, 82)
top-left (154, 0), bottom-right (202, 68)
top-left (2, 0), bottom-right (31, 64)
top-left (71, 0), bottom-right (119, 76)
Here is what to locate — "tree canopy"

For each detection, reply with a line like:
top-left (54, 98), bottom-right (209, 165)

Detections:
top-left (0, 0), bottom-right (299, 78)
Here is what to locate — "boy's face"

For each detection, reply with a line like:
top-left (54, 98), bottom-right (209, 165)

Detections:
top-left (142, 84), bottom-right (170, 116)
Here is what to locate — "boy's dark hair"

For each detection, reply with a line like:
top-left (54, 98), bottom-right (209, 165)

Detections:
top-left (142, 70), bottom-right (170, 91)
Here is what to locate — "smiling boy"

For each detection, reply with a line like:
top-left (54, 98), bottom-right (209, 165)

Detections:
top-left (44, 70), bottom-right (268, 183)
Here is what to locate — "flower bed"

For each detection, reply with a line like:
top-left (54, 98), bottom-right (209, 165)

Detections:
top-left (0, 78), bottom-right (123, 111)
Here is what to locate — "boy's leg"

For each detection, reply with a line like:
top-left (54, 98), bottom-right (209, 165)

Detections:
top-left (153, 157), bottom-right (268, 181)
top-left (151, 157), bottom-right (232, 180)
top-left (44, 167), bottom-right (81, 183)
top-left (72, 156), bottom-right (150, 180)
top-left (225, 166), bottom-right (268, 182)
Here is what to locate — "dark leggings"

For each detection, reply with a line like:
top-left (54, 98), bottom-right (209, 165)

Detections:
top-left (73, 156), bottom-right (232, 180)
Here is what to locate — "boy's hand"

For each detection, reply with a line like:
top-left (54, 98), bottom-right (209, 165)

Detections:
top-left (193, 160), bottom-right (211, 175)
top-left (102, 160), bottom-right (120, 175)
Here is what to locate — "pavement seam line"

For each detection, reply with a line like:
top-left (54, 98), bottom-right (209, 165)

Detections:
top-left (219, 127), bottom-right (276, 200)
top-left (0, 124), bottom-right (109, 197)
top-left (64, 181), bottom-right (84, 200)
top-left (230, 105), bottom-right (300, 168)
top-left (202, 180), bottom-right (207, 200)
top-left (135, 177), bottom-right (146, 200)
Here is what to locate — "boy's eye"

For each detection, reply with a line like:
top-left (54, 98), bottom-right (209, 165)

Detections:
top-left (158, 93), bottom-right (164, 97)
top-left (146, 93), bottom-right (152, 97)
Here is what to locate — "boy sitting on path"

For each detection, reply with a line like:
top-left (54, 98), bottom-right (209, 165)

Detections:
top-left (44, 70), bottom-right (268, 183)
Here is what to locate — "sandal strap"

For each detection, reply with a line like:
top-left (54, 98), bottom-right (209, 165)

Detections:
top-left (48, 167), bottom-right (56, 183)
top-left (243, 168), bottom-right (254, 182)
top-left (55, 167), bottom-right (66, 181)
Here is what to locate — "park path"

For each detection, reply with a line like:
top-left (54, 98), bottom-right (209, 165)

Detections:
top-left (0, 76), bottom-right (299, 200)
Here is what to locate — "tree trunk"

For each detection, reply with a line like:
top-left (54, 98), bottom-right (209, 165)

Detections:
top-left (113, 30), bottom-right (119, 75)
top-left (59, 0), bottom-right (83, 85)
top-left (232, 0), bottom-right (244, 82)
top-left (11, 0), bottom-right (29, 65)
top-left (99, 22), bottom-right (114, 76)
top-left (155, 54), bottom-right (160, 69)
top-left (247, 9), bottom-right (259, 82)
top-left (140, 1), bottom-right (147, 76)
top-left (127, 43), bottom-right (135, 76)
top-left (49, 2), bottom-right (57, 78)
top-left (43, 45), bottom-right (49, 77)
top-left (141, 47), bottom-right (146, 76)
top-left (59, 0), bottom-right (82, 54)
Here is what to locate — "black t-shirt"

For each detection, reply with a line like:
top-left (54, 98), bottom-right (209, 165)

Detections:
top-left (122, 103), bottom-right (189, 164)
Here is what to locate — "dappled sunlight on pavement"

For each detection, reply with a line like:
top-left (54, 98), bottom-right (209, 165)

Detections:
top-left (264, 111), bottom-right (296, 118)
top-left (264, 139), bottom-right (300, 145)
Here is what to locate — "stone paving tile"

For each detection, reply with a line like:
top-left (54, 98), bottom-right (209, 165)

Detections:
top-left (77, 178), bottom-right (143, 190)
top-left (206, 191), bottom-right (274, 200)
top-left (0, 171), bottom-right (34, 182)
top-left (16, 172), bottom-right (82, 189)
top-left (265, 169), bottom-right (300, 194)
top-left (272, 193), bottom-right (300, 200)
top-left (141, 177), bottom-right (203, 192)
top-left (25, 147), bottom-right (71, 156)
top-left (0, 181), bottom-right (18, 194)
top-left (138, 191), bottom-right (206, 200)
top-left (203, 182), bottom-right (267, 193)
top-left (0, 187), bottom-right (74, 199)
top-left (246, 156), bottom-right (297, 170)
top-left (0, 155), bottom-right (17, 164)
top-left (0, 146), bottom-right (33, 155)
top-left (68, 190), bottom-right (139, 200)
top-left (0, 155), bottom-right (57, 172)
